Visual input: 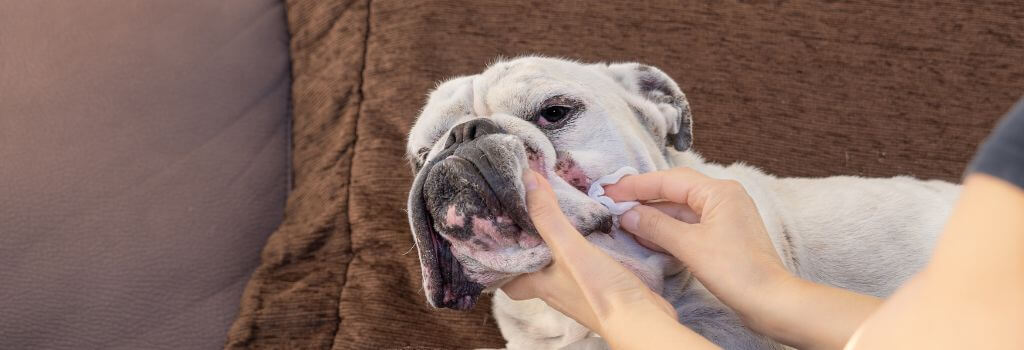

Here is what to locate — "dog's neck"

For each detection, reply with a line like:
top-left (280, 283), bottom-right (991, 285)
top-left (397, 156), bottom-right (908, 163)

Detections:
top-left (663, 149), bottom-right (707, 170)
top-left (664, 149), bottom-right (777, 190)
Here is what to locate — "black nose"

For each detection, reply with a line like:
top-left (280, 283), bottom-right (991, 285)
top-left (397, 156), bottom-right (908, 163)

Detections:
top-left (444, 118), bottom-right (506, 150)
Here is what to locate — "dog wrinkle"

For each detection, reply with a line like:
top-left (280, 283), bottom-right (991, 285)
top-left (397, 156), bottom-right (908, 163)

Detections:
top-left (471, 238), bottom-right (491, 250)
top-left (629, 104), bottom-right (666, 146)
top-left (779, 222), bottom-right (800, 273)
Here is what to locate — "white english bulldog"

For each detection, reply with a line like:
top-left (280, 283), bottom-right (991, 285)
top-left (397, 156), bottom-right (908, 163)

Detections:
top-left (405, 56), bottom-right (959, 349)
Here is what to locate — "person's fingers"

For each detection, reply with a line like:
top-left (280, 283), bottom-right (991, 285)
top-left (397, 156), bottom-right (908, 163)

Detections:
top-left (632, 234), bottom-right (668, 253)
top-left (501, 273), bottom-right (541, 301)
top-left (646, 201), bottom-right (700, 224)
top-left (619, 204), bottom-right (697, 257)
top-left (627, 202), bottom-right (698, 252)
top-left (605, 168), bottom-right (750, 218)
top-left (522, 169), bottom-right (588, 253)
top-left (602, 168), bottom-right (715, 210)
top-left (653, 293), bottom-right (679, 320)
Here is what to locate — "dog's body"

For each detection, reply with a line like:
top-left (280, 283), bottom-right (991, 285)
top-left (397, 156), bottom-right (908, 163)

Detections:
top-left (405, 56), bottom-right (958, 349)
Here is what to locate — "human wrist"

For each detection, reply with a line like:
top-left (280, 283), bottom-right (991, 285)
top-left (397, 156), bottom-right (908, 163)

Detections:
top-left (734, 265), bottom-right (804, 335)
top-left (598, 294), bottom-right (659, 331)
top-left (596, 297), bottom-right (674, 337)
top-left (601, 304), bottom-right (721, 350)
top-left (600, 304), bottom-right (684, 348)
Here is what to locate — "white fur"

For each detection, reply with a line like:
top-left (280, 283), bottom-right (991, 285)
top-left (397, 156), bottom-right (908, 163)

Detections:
top-left (407, 56), bottom-right (958, 349)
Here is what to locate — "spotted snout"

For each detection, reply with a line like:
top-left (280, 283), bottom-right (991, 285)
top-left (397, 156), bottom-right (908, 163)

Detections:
top-left (409, 118), bottom-right (614, 310)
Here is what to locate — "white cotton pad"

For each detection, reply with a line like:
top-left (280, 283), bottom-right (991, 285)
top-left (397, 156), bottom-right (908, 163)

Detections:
top-left (587, 166), bottom-right (641, 215)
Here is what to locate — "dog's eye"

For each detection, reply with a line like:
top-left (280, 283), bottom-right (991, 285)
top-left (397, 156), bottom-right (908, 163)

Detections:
top-left (538, 106), bottom-right (572, 126)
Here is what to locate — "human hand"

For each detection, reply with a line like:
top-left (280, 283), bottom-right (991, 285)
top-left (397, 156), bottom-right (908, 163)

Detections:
top-left (603, 168), bottom-right (794, 329)
top-left (606, 168), bottom-right (888, 350)
top-left (500, 169), bottom-right (677, 336)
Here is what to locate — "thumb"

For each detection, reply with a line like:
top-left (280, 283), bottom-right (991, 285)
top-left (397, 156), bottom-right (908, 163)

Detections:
top-left (522, 169), bottom-right (585, 249)
top-left (501, 272), bottom-right (543, 301)
top-left (619, 205), bottom-right (696, 257)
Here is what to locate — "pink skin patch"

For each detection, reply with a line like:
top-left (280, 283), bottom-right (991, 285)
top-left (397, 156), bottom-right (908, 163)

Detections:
top-left (555, 155), bottom-right (590, 193)
top-left (440, 212), bottom-right (547, 284)
top-left (444, 205), bottom-right (465, 228)
top-left (526, 148), bottom-right (591, 194)
top-left (439, 205), bottom-right (542, 253)
top-left (472, 217), bottom-right (515, 247)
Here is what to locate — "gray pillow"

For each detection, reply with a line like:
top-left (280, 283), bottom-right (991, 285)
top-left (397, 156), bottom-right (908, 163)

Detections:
top-left (0, 1), bottom-right (290, 349)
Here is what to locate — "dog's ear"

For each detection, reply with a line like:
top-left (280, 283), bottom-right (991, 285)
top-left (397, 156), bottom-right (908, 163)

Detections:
top-left (600, 63), bottom-right (693, 152)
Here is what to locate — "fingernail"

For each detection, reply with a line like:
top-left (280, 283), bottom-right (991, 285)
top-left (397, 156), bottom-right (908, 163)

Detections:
top-left (620, 210), bottom-right (639, 230)
top-left (522, 169), bottom-right (539, 191)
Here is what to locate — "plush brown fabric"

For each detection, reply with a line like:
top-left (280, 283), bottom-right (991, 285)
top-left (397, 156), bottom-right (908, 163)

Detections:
top-left (228, 1), bottom-right (1024, 348)
top-left (224, 1), bottom-right (366, 349)
top-left (0, 1), bottom-right (290, 349)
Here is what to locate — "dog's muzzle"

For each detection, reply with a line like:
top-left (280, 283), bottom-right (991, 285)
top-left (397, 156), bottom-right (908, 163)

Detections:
top-left (409, 119), bottom-right (540, 310)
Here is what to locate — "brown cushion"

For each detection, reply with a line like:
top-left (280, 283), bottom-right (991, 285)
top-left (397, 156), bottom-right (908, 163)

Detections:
top-left (228, 1), bottom-right (1024, 349)
top-left (0, 1), bottom-right (290, 349)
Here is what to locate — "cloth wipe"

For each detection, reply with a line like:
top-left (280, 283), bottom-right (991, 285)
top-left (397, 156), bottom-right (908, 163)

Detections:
top-left (587, 166), bottom-right (641, 215)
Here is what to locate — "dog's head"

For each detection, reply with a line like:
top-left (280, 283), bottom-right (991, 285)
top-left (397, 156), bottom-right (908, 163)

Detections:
top-left (406, 56), bottom-right (693, 309)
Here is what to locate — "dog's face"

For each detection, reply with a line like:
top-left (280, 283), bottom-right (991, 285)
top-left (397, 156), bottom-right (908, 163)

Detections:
top-left (406, 57), bottom-right (693, 309)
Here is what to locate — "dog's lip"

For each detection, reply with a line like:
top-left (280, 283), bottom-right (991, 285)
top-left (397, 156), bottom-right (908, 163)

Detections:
top-left (410, 146), bottom-right (457, 308)
top-left (414, 178), bottom-right (485, 310)
top-left (424, 213), bottom-right (483, 310)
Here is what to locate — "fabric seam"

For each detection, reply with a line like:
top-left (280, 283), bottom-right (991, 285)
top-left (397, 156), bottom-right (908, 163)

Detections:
top-left (331, 0), bottom-right (372, 348)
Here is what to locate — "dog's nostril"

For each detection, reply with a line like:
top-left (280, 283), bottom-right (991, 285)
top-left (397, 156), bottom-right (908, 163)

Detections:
top-left (445, 118), bottom-right (506, 149)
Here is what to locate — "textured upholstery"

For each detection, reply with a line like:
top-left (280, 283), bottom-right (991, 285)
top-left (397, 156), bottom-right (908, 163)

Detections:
top-left (228, 1), bottom-right (1024, 348)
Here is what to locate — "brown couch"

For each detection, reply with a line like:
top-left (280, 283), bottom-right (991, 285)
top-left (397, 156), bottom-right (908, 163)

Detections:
top-left (224, 1), bottom-right (1023, 349)
top-left (7, 0), bottom-right (1018, 349)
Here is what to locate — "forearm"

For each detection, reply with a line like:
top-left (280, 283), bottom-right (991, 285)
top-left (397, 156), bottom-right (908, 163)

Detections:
top-left (745, 275), bottom-right (882, 350)
top-left (600, 305), bottom-right (721, 350)
top-left (847, 174), bottom-right (1024, 349)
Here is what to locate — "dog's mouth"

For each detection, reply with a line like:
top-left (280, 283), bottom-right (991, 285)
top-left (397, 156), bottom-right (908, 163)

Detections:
top-left (408, 120), bottom-right (615, 310)
top-left (408, 135), bottom-right (541, 310)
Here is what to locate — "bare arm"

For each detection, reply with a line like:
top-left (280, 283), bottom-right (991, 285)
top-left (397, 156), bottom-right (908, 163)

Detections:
top-left (846, 174), bottom-right (1024, 349)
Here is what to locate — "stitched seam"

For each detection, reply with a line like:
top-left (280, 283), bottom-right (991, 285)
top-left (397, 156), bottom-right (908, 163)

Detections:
top-left (332, 0), bottom-right (372, 348)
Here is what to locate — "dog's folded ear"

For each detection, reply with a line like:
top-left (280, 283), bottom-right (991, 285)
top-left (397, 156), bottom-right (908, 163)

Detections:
top-left (599, 63), bottom-right (693, 152)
